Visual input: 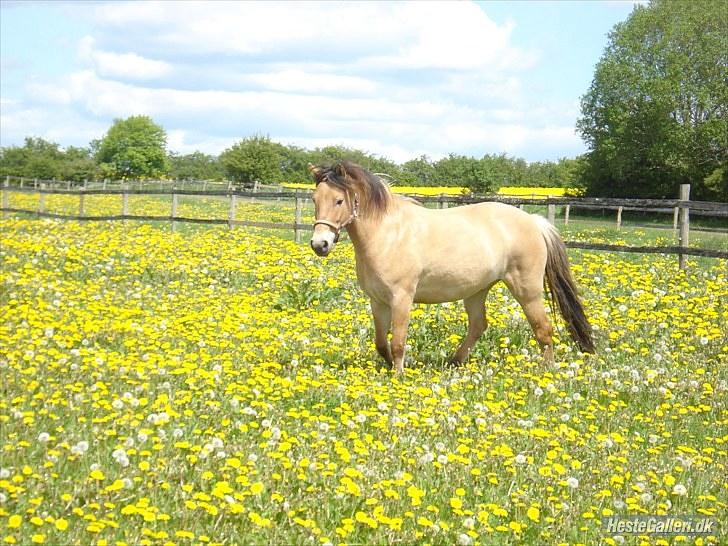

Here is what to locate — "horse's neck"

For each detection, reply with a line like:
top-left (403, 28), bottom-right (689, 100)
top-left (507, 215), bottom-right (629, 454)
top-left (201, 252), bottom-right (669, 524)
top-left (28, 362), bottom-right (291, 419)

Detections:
top-left (346, 208), bottom-right (396, 264)
top-left (346, 217), bottom-right (378, 256)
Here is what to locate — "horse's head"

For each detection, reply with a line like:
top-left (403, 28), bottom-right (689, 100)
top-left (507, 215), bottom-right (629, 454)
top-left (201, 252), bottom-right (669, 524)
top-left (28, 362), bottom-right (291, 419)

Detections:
top-left (309, 163), bottom-right (359, 257)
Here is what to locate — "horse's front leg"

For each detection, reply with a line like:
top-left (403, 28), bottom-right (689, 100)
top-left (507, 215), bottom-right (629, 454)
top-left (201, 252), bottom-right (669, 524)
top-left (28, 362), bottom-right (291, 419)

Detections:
top-left (371, 299), bottom-right (393, 367)
top-left (390, 293), bottom-right (413, 374)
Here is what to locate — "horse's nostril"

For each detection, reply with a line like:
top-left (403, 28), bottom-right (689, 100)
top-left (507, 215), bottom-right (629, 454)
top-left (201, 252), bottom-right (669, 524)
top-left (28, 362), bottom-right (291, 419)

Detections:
top-left (321, 240), bottom-right (329, 249)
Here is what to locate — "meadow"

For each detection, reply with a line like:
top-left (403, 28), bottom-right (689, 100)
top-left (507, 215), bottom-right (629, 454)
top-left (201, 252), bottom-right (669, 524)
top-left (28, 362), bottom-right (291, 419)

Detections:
top-left (1, 196), bottom-right (726, 546)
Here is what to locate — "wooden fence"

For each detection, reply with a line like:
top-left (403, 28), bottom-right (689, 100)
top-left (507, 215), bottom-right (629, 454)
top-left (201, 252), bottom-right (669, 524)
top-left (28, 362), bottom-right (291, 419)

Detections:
top-left (2, 178), bottom-right (727, 268)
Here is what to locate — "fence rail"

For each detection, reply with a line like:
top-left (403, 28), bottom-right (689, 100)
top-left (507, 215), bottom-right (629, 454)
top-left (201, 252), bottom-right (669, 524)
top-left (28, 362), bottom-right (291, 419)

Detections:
top-left (3, 183), bottom-right (727, 213)
top-left (2, 179), bottom-right (727, 267)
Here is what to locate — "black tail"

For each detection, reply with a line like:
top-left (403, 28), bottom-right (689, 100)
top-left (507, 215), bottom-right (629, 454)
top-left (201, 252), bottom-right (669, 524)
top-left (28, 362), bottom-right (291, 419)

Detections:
top-left (541, 222), bottom-right (595, 353)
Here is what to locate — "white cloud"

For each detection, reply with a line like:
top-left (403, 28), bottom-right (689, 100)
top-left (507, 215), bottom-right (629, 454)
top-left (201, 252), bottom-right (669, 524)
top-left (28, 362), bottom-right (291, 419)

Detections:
top-left (0, 101), bottom-right (107, 148)
top-left (245, 70), bottom-right (379, 96)
top-left (167, 129), bottom-right (237, 156)
top-left (21, 66), bottom-right (580, 160)
top-left (3, 1), bottom-right (588, 161)
top-left (91, 1), bottom-right (533, 72)
top-left (78, 36), bottom-right (172, 81)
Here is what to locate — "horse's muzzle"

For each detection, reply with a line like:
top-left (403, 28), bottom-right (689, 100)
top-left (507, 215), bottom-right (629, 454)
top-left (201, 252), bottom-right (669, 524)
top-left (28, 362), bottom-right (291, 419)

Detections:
top-left (310, 238), bottom-right (332, 257)
top-left (310, 228), bottom-right (336, 257)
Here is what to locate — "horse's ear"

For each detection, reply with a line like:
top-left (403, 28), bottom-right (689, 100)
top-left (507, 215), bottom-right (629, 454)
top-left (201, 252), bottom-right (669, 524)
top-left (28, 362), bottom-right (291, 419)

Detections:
top-left (308, 164), bottom-right (324, 182)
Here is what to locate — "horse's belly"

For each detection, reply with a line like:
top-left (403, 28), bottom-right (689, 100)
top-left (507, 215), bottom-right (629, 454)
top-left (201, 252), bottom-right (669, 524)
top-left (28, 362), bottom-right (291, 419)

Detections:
top-left (413, 270), bottom-right (497, 304)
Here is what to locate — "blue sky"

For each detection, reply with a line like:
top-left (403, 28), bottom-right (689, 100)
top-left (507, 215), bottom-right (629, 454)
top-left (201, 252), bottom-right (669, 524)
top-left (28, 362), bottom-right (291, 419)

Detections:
top-left (0, 0), bottom-right (641, 163)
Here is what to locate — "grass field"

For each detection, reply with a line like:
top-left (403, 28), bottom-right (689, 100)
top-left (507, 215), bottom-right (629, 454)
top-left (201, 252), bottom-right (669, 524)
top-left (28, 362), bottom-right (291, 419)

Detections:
top-left (1, 198), bottom-right (726, 546)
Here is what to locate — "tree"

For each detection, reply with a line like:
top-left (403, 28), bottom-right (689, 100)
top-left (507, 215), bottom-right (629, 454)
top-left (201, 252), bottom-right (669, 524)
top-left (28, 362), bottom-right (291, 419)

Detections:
top-left (402, 156), bottom-right (436, 186)
top-left (59, 146), bottom-right (97, 182)
top-left (277, 144), bottom-right (311, 183)
top-left (480, 153), bottom-right (527, 190)
top-left (432, 154), bottom-right (493, 193)
top-left (307, 145), bottom-right (404, 181)
top-left (577, 0), bottom-right (728, 200)
top-left (220, 135), bottom-right (282, 186)
top-left (169, 151), bottom-right (224, 181)
top-left (95, 116), bottom-right (170, 179)
top-left (0, 137), bottom-right (96, 180)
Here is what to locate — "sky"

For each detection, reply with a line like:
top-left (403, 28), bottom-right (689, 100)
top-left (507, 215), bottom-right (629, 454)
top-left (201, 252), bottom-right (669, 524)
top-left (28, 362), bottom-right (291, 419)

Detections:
top-left (0, 0), bottom-right (642, 164)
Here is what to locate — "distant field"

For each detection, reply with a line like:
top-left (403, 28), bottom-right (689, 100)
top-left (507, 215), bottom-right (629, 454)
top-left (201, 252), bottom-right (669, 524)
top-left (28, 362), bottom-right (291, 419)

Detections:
top-left (6, 192), bottom-right (726, 253)
top-left (282, 183), bottom-right (470, 196)
top-left (497, 187), bottom-right (579, 197)
top-left (280, 183), bottom-right (574, 198)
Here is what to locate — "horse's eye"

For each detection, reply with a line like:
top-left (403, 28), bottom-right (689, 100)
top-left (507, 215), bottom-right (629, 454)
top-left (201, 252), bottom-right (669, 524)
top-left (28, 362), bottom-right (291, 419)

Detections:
top-left (336, 198), bottom-right (344, 206)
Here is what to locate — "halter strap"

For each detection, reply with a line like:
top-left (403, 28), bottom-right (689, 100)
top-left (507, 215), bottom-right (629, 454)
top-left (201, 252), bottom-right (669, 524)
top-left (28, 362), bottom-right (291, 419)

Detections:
top-left (312, 193), bottom-right (359, 242)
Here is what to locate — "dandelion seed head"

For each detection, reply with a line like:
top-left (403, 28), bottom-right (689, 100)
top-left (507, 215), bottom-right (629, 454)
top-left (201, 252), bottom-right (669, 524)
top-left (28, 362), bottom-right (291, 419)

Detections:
top-left (672, 484), bottom-right (687, 496)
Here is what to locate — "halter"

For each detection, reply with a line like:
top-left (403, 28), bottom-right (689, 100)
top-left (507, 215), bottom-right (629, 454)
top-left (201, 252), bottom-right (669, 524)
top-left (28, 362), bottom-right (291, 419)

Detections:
top-left (312, 193), bottom-right (359, 243)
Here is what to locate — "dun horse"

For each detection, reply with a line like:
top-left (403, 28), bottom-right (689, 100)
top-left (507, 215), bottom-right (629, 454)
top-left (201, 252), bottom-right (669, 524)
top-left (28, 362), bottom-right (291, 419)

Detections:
top-left (309, 161), bottom-right (594, 373)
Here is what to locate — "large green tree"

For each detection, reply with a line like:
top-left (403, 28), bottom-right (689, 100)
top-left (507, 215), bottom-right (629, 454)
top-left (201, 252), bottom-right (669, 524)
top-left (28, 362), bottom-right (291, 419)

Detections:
top-left (220, 135), bottom-right (283, 186)
top-left (94, 116), bottom-right (170, 179)
top-left (577, 0), bottom-right (728, 200)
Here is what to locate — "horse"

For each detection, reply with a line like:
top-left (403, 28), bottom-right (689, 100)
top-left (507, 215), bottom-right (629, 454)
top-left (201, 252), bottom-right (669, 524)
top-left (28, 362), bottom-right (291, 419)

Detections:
top-left (308, 161), bottom-right (594, 373)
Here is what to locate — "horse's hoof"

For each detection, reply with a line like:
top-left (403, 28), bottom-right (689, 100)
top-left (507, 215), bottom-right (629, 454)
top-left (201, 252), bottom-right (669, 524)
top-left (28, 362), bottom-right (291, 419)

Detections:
top-left (446, 356), bottom-right (464, 367)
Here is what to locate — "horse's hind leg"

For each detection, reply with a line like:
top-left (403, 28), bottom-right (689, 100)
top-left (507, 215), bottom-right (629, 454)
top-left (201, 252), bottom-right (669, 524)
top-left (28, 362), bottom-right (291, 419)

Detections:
top-left (504, 276), bottom-right (554, 364)
top-left (450, 289), bottom-right (489, 365)
top-left (371, 299), bottom-right (393, 366)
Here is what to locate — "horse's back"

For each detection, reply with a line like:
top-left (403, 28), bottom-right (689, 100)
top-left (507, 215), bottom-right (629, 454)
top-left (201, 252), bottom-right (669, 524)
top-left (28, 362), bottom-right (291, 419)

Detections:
top-left (395, 201), bottom-right (547, 303)
top-left (414, 201), bottom-right (545, 251)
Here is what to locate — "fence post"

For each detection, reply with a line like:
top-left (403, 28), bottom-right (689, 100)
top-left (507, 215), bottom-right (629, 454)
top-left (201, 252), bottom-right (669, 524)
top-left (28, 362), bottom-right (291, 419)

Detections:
top-left (678, 184), bottom-right (690, 270)
top-left (616, 206), bottom-right (623, 229)
top-left (171, 186), bottom-right (178, 232)
top-left (547, 202), bottom-right (555, 224)
top-left (34, 178), bottom-right (38, 189)
top-left (19, 177), bottom-right (24, 189)
top-left (122, 184), bottom-right (129, 218)
top-left (564, 204), bottom-right (570, 225)
top-left (673, 206), bottom-right (679, 238)
top-left (2, 176), bottom-right (8, 219)
top-left (294, 192), bottom-right (303, 243)
top-left (39, 183), bottom-right (46, 214)
top-left (229, 193), bottom-right (237, 229)
top-left (442, 195), bottom-right (449, 209)
top-left (103, 178), bottom-right (107, 190)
